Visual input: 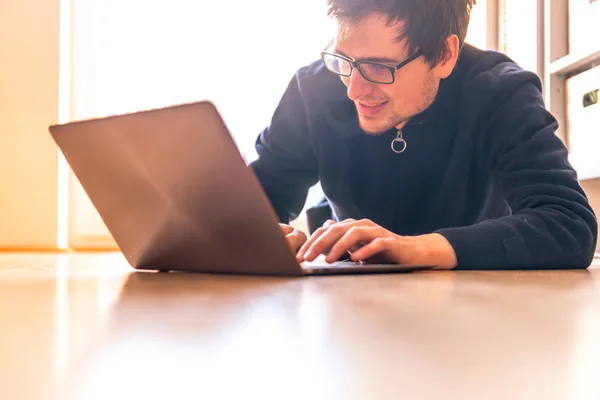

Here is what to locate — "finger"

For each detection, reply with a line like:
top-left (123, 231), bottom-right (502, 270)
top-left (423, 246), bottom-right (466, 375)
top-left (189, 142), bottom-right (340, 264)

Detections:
top-left (300, 219), bottom-right (372, 262)
top-left (297, 227), bottom-right (327, 260)
top-left (286, 230), bottom-right (307, 254)
top-left (326, 226), bottom-right (383, 263)
top-left (297, 219), bottom-right (338, 259)
top-left (300, 224), bottom-right (351, 262)
top-left (350, 237), bottom-right (390, 262)
top-left (304, 220), bottom-right (371, 262)
top-left (279, 223), bottom-right (294, 235)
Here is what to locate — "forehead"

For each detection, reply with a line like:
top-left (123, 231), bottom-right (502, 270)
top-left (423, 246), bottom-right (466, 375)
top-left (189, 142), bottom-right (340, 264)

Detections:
top-left (334, 13), bottom-right (408, 60)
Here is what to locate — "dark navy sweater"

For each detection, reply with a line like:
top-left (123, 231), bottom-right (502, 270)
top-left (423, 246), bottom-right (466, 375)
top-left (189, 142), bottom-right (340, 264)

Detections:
top-left (250, 44), bottom-right (598, 270)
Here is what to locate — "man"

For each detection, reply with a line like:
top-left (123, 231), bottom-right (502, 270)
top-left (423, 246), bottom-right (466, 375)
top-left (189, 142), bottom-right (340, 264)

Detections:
top-left (250, 0), bottom-right (598, 270)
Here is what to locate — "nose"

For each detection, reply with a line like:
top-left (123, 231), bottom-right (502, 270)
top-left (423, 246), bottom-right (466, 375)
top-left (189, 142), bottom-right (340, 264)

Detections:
top-left (344, 68), bottom-right (375, 101)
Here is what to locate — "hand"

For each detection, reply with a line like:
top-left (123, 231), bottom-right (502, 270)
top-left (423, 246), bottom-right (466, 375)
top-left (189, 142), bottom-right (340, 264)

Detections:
top-left (279, 223), bottom-right (307, 254)
top-left (296, 219), bottom-right (458, 269)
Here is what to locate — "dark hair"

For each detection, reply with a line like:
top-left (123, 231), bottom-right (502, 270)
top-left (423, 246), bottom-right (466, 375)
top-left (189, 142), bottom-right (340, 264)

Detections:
top-left (327, 0), bottom-right (477, 66)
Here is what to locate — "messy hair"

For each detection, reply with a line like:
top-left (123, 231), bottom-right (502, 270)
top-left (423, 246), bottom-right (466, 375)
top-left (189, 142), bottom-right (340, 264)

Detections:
top-left (327, 0), bottom-right (477, 66)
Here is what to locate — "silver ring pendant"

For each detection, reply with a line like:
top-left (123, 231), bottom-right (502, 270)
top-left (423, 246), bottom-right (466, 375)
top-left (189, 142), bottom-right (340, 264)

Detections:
top-left (391, 129), bottom-right (407, 154)
top-left (391, 138), bottom-right (407, 154)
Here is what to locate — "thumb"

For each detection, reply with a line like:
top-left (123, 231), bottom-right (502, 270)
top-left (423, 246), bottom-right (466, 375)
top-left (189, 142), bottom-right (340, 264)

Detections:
top-left (287, 229), bottom-right (307, 253)
top-left (279, 223), bottom-right (294, 235)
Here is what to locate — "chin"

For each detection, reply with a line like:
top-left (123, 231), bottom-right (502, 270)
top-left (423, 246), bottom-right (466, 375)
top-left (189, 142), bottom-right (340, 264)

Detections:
top-left (358, 117), bottom-right (394, 136)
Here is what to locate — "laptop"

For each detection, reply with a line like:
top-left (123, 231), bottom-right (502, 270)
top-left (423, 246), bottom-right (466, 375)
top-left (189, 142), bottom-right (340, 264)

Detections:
top-left (48, 101), bottom-right (434, 276)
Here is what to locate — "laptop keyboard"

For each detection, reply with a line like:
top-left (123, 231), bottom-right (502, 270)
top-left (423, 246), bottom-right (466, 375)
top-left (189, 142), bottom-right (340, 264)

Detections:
top-left (301, 259), bottom-right (362, 268)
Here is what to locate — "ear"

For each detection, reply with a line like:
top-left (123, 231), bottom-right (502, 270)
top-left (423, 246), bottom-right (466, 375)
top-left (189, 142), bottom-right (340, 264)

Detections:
top-left (435, 34), bottom-right (460, 79)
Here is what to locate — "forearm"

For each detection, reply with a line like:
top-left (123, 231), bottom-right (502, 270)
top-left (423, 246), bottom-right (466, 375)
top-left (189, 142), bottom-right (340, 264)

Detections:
top-left (436, 206), bottom-right (597, 270)
top-left (251, 153), bottom-right (317, 224)
top-left (453, 74), bottom-right (598, 270)
top-left (249, 72), bottom-right (320, 223)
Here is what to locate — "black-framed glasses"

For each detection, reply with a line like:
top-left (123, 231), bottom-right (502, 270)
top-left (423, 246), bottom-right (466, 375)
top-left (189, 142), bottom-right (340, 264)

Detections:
top-left (320, 41), bottom-right (423, 84)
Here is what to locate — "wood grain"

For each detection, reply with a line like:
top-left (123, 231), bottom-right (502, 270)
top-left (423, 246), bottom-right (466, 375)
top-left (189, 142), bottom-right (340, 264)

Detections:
top-left (1, 252), bottom-right (599, 400)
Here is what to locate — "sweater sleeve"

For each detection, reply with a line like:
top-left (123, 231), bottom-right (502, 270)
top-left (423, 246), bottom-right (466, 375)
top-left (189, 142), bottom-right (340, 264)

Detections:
top-left (436, 80), bottom-right (598, 270)
top-left (249, 73), bottom-right (320, 224)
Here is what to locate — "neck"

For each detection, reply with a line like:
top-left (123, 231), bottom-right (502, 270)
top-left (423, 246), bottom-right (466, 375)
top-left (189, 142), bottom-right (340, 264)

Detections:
top-left (395, 120), bottom-right (408, 131)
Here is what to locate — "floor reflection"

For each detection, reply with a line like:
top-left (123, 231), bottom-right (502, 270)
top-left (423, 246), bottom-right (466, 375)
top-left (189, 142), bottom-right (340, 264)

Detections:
top-left (2, 251), bottom-right (596, 400)
top-left (64, 268), bottom-right (600, 400)
top-left (64, 271), bottom-right (350, 400)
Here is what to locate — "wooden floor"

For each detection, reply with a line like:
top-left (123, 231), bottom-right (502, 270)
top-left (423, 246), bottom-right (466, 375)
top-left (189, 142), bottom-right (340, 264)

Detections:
top-left (1, 252), bottom-right (600, 400)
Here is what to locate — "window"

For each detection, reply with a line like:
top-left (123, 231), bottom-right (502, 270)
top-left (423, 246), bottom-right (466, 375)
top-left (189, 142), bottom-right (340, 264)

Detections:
top-left (67, 0), bottom-right (335, 246)
top-left (65, 1), bottom-right (490, 244)
top-left (465, 0), bottom-right (488, 50)
top-left (499, 0), bottom-right (541, 74)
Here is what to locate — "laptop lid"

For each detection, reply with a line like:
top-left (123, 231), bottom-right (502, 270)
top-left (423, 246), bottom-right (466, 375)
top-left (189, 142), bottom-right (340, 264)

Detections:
top-left (49, 101), bottom-right (304, 276)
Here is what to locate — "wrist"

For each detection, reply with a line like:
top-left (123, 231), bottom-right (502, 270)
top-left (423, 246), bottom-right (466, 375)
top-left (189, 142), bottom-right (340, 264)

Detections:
top-left (419, 233), bottom-right (458, 269)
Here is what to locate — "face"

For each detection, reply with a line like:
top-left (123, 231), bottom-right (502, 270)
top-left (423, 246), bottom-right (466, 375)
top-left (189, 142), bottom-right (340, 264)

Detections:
top-left (333, 13), bottom-right (458, 135)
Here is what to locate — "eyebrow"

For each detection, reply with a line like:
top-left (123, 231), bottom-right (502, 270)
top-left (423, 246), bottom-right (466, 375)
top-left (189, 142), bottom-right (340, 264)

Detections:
top-left (333, 48), bottom-right (400, 64)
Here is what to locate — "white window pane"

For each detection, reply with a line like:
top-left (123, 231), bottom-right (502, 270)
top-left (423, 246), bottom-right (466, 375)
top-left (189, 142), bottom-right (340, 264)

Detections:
top-left (466, 1), bottom-right (488, 49)
top-left (68, 0), bottom-right (335, 243)
top-left (499, 0), bottom-right (540, 74)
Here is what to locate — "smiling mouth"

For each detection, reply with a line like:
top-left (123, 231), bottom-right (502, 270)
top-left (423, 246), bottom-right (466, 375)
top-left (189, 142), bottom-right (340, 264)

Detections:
top-left (357, 101), bottom-right (388, 116)
top-left (362, 102), bottom-right (386, 107)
